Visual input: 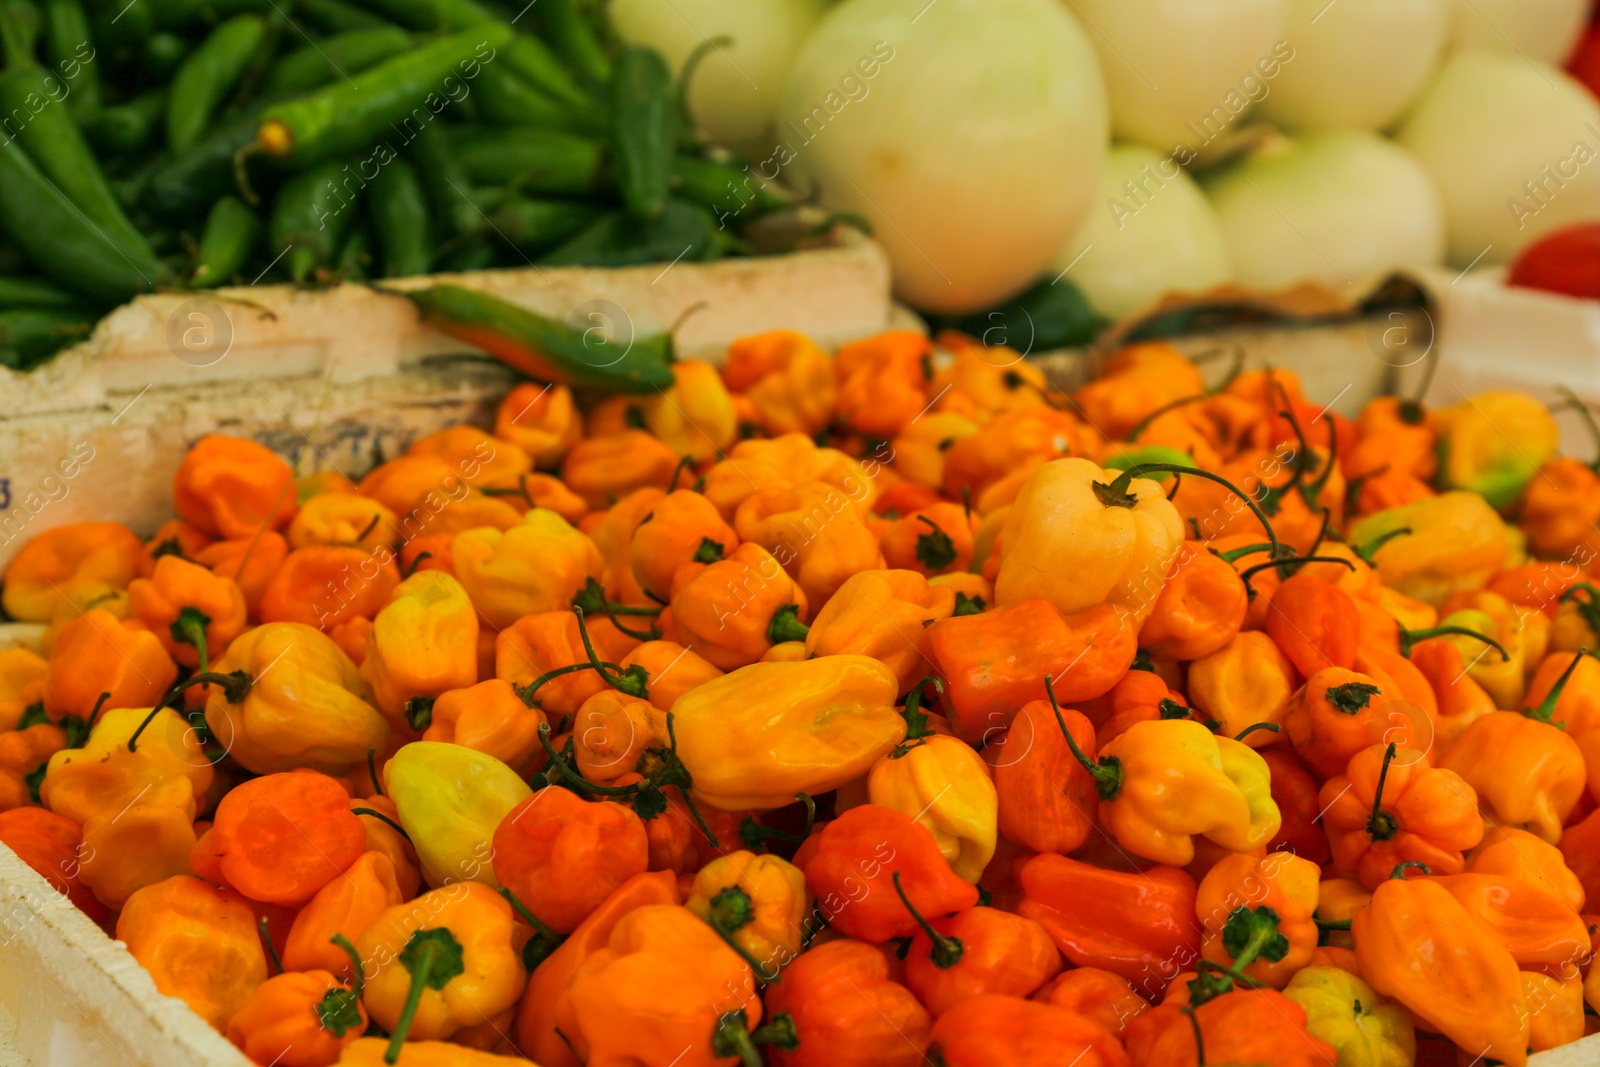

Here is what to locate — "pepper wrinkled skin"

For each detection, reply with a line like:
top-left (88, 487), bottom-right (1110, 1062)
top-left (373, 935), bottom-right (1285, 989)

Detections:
top-left (1099, 720), bottom-right (1281, 867)
top-left (805, 570), bottom-right (955, 693)
top-left (928, 599), bottom-right (1136, 745)
top-left (673, 656), bottom-right (904, 811)
top-left (735, 480), bottom-right (887, 609)
top-left (423, 680), bottom-right (545, 775)
top-left (1354, 875), bottom-right (1529, 1066)
top-left (992, 697), bottom-right (1102, 855)
top-left (628, 489), bottom-right (739, 603)
top-left (1185, 630), bottom-right (1296, 747)
top-left (551, 904), bottom-right (760, 1067)
top-left (765, 938), bottom-right (932, 1067)
top-left (117, 875), bottom-right (268, 1030)
top-left (1016, 853), bottom-right (1199, 999)
top-left (44, 608), bottom-right (177, 721)
top-left (1470, 825), bottom-right (1585, 912)
top-left (173, 434), bottom-right (297, 539)
top-left (1347, 492), bottom-right (1510, 606)
top-left (1196, 852), bottom-right (1320, 989)
top-left (800, 804), bottom-right (980, 942)
top-left (127, 555), bottom-right (249, 670)
top-left (494, 382), bottom-right (582, 468)
top-left (1322, 744), bottom-right (1484, 889)
top-left (282, 850), bottom-right (405, 977)
top-left (1441, 710), bottom-right (1585, 845)
top-left (1435, 872), bottom-right (1590, 974)
top-left (668, 542), bottom-right (811, 671)
top-left (868, 733), bottom-right (997, 883)
top-left (361, 571), bottom-right (480, 727)
top-left (1034, 969), bottom-right (1149, 1038)
top-left (903, 906), bottom-right (1063, 1017)
top-left (1, 521), bottom-right (143, 621)
top-left (1281, 966), bottom-right (1415, 1067)
top-left (722, 331), bottom-right (837, 436)
top-left (927, 993), bottom-right (1131, 1067)
top-left (355, 883), bottom-right (526, 1044)
top-left (458, 508), bottom-right (605, 627)
top-left (1281, 667), bottom-right (1394, 780)
top-left (1127, 989), bottom-right (1335, 1067)
top-left (334, 1038), bottom-right (537, 1065)
top-left (288, 491), bottom-right (398, 551)
top-left (492, 788), bottom-right (649, 934)
top-left (995, 458), bottom-right (1185, 624)
top-left (1136, 541), bottom-right (1249, 661)
top-left (206, 622), bottom-right (390, 776)
top-left (386, 741), bottom-right (532, 889)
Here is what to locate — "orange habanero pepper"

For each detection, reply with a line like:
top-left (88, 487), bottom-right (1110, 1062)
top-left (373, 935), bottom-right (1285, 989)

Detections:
top-left (765, 938), bottom-right (933, 1067)
top-left (173, 434), bottom-right (297, 539)
top-left (491, 788), bottom-right (650, 934)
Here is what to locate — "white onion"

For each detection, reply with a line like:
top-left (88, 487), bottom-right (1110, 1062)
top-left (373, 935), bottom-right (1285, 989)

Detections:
top-left (1450, 0), bottom-right (1592, 65)
top-left (1202, 130), bottom-right (1446, 291)
top-left (608, 0), bottom-right (831, 152)
top-left (1066, 0), bottom-right (1287, 154)
top-left (1056, 145), bottom-right (1233, 319)
top-left (779, 0), bottom-right (1108, 313)
top-left (1255, 0), bottom-right (1449, 131)
top-left (1395, 49), bottom-right (1600, 266)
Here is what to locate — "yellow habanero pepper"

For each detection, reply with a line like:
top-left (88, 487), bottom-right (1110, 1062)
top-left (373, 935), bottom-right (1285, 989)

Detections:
top-left (1, 521), bottom-right (144, 621)
top-left (868, 733), bottom-right (997, 883)
top-left (638, 360), bottom-right (737, 464)
top-left (1436, 592), bottom-right (1548, 711)
top-left (362, 572), bottom-right (480, 733)
top-left (1348, 492), bottom-right (1510, 607)
top-left (805, 570), bottom-right (956, 694)
top-left (994, 458), bottom-right (1185, 624)
top-left (1096, 718), bottom-right (1281, 867)
top-left (385, 741), bottom-right (531, 889)
top-left (452, 509), bottom-right (604, 630)
top-left (205, 622), bottom-right (390, 776)
top-left (686, 850), bottom-right (811, 979)
top-left (735, 481), bottom-right (886, 609)
top-left (0, 647), bottom-right (48, 731)
top-left (701, 433), bottom-right (879, 521)
top-left (673, 656), bottom-right (905, 811)
top-left (721, 331), bottom-right (837, 437)
top-left (1282, 966), bottom-right (1416, 1067)
top-left (892, 412), bottom-right (980, 490)
top-left (1186, 631), bottom-right (1297, 748)
top-left (354, 883), bottom-right (525, 1053)
top-left (287, 492), bottom-right (399, 551)
top-left (42, 705), bottom-right (214, 907)
top-left (1434, 389), bottom-right (1560, 511)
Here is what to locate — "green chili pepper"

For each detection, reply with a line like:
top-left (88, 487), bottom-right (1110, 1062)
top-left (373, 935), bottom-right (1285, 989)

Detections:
top-left (406, 117), bottom-right (484, 237)
top-left (472, 63), bottom-right (587, 130)
top-left (1, 0), bottom-right (39, 53)
top-left (368, 157), bottom-right (432, 276)
top-left (260, 26), bottom-right (411, 96)
top-left (672, 155), bottom-right (787, 226)
top-left (348, 0), bottom-right (493, 31)
top-left (0, 307), bottom-right (93, 369)
top-left (533, 0), bottom-right (609, 86)
top-left (189, 195), bottom-right (260, 288)
top-left (540, 199), bottom-right (727, 268)
top-left (609, 46), bottom-right (676, 221)
top-left (84, 87), bottom-right (165, 156)
top-left (166, 14), bottom-right (265, 153)
top-left (402, 283), bottom-right (676, 393)
top-left (487, 195), bottom-right (601, 254)
top-left (500, 33), bottom-right (598, 120)
top-left (435, 232), bottom-right (494, 271)
top-left (40, 0), bottom-right (98, 115)
top-left (295, 0), bottom-right (392, 34)
top-left (0, 275), bottom-right (82, 308)
top-left (144, 0), bottom-right (269, 31)
top-left (142, 107), bottom-right (261, 220)
top-left (451, 125), bottom-right (604, 193)
top-left (255, 24), bottom-right (511, 166)
top-left (269, 160), bottom-right (359, 283)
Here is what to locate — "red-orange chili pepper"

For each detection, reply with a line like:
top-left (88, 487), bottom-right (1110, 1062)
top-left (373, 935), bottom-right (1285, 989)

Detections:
top-left (765, 938), bottom-right (933, 1067)
top-left (210, 771), bottom-right (368, 905)
top-left (927, 993), bottom-right (1131, 1067)
top-left (902, 905), bottom-right (1063, 1016)
top-left (491, 787), bottom-right (650, 934)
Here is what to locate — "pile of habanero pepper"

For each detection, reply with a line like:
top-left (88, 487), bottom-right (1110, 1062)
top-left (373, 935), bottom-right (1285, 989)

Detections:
top-left (9, 333), bottom-right (1600, 1067)
top-left (0, 0), bottom-right (786, 370)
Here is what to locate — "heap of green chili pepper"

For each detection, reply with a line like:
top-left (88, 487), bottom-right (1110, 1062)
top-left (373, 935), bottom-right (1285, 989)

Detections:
top-left (0, 0), bottom-right (790, 371)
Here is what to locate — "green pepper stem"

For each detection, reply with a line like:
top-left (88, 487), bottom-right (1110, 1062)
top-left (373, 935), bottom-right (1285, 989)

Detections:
top-left (1355, 527), bottom-right (1412, 565)
top-left (1182, 1005), bottom-right (1208, 1067)
top-left (1233, 722), bottom-right (1281, 743)
top-left (367, 749), bottom-right (384, 796)
top-left (402, 551), bottom-right (432, 578)
top-left (385, 940), bottom-right (435, 1064)
top-left (1100, 463), bottom-right (1282, 562)
top-left (1235, 554), bottom-right (1355, 588)
top-left (158, 669), bottom-right (253, 714)
top-left (1527, 648), bottom-right (1590, 724)
top-left (535, 722), bottom-right (642, 797)
top-left (330, 933), bottom-right (365, 994)
top-left (1366, 742), bottom-right (1400, 842)
top-left (352, 807), bottom-right (411, 841)
top-left (573, 606), bottom-right (651, 696)
top-left (497, 886), bottom-right (561, 941)
top-left (1211, 541), bottom-right (1275, 565)
top-left (1124, 392), bottom-right (1208, 443)
top-left (1391, 861), bottom-right (1431, 880)
top-left (258, 916), bottom-right (282, 975)
top-left (766, 603), bottom-right (810, 645)
top-left (1397, 625), bottom-right (1509, 661)
top-left (84, 691), bottom-right (111, 733)
top-left (172, 607), bottom-right (211, 675)
top-left (1043, 674), bottom-right (1121, 802)
top-left (518, 660), bottom-right (623, 706)
top-left (711, 1009), bottom-right (763, 1067)
top-left (891, 871), bottom-right (963, 969)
